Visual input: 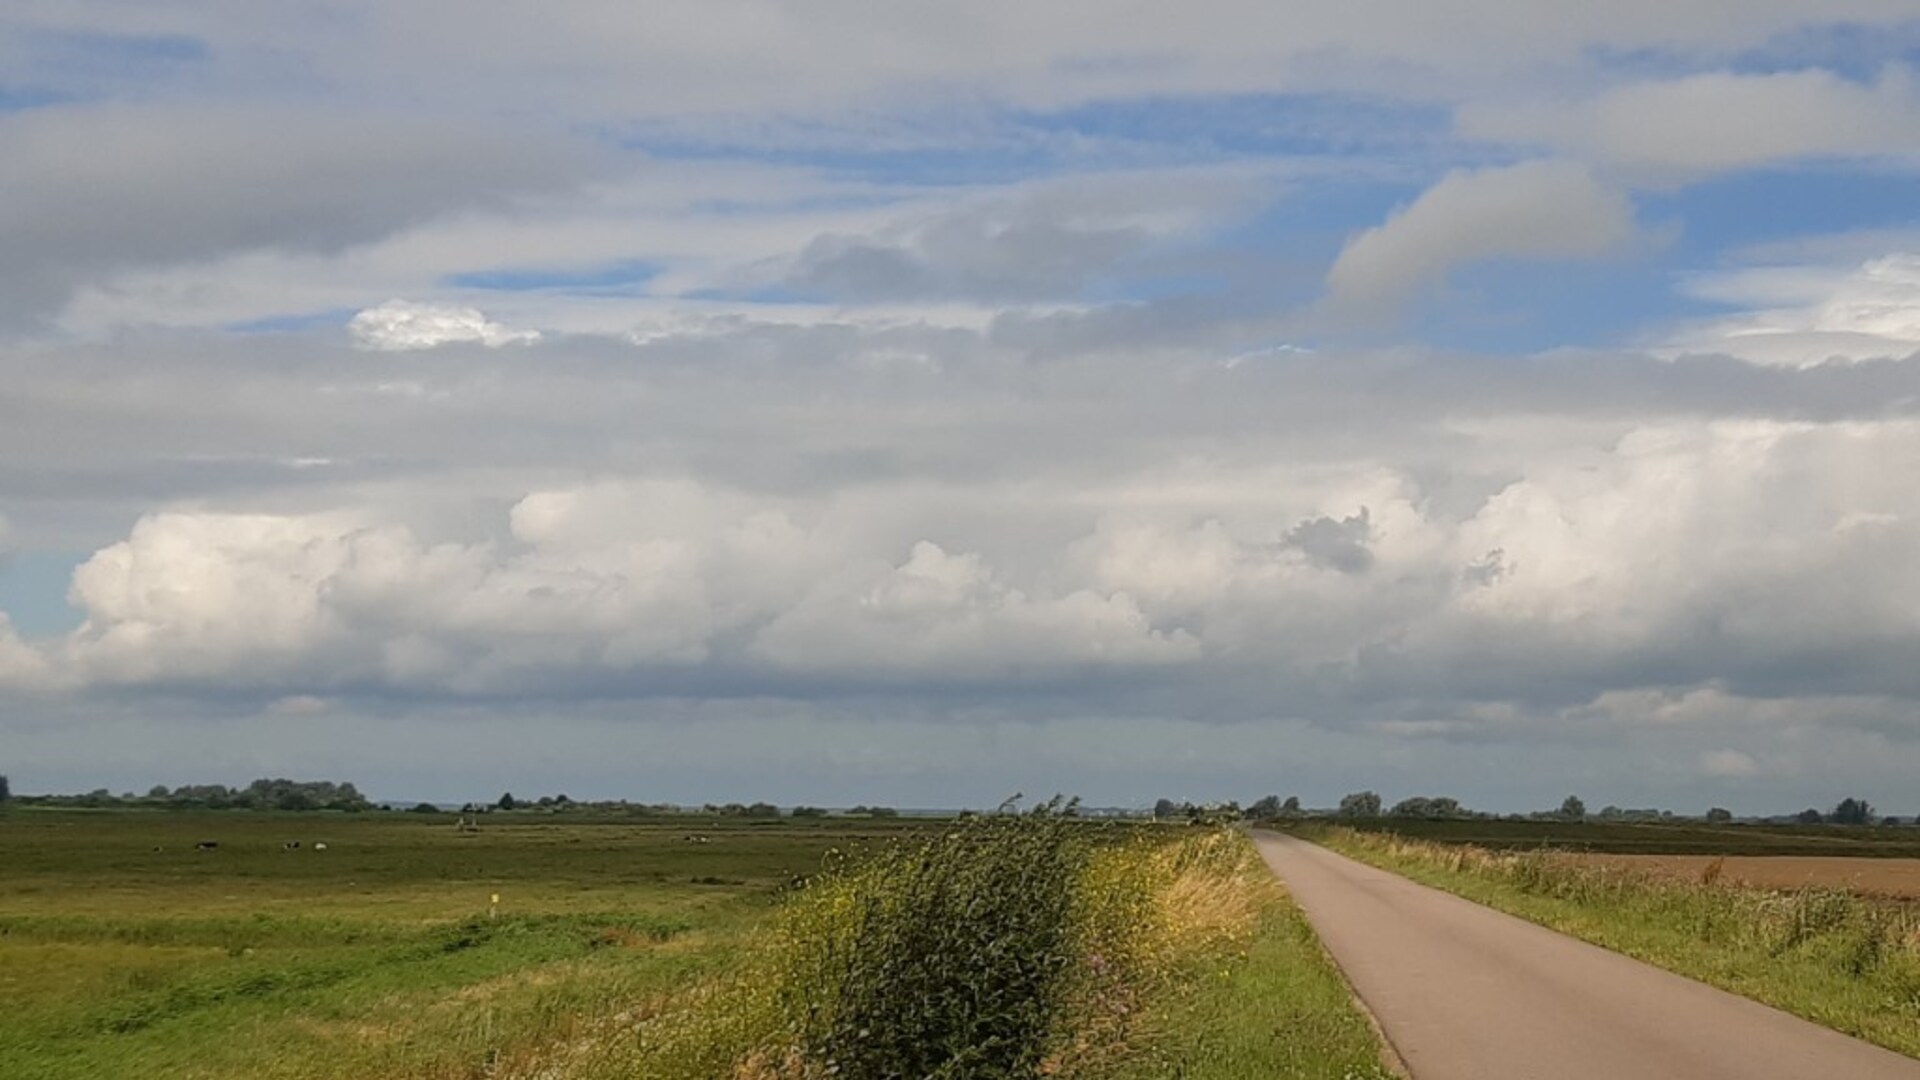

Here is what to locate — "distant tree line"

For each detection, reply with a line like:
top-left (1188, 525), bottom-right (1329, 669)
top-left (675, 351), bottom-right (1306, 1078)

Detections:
top-left (6, 778), bottom-right (371, 812)
top-left (1146, 790), bottom-right (1910, 826)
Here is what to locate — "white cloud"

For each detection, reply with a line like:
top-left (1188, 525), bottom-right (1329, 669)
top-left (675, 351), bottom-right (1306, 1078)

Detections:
top-left (348, 300), bottom-right (541, 350)
top-left (1460, 68), bottom-right (1920, 181)
top-left (1663, 252), bottom-right (1920, 366)
top-left (1324, 161), bottom-right (1642, 312)
top-left (752, 540), bottom-right (1198, 677)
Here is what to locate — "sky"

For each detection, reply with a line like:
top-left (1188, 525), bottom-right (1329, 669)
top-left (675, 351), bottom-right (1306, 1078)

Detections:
top-left (3, 3), bottom-right (1920, 813)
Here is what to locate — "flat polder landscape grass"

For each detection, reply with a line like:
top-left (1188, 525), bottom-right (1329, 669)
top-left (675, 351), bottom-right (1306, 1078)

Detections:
top-left (1, 807), bottom-right (1391, 1080)
top-left (0, 807), bottom-right (916, 1080)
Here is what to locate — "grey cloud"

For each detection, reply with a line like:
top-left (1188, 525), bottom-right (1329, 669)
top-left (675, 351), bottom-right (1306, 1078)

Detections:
top-left (1283, 509), bottom-right (1375, 573)
top-left (0, 103), bottom-right (605, 328)
top-left (781, 173), bottom-right (1268, 303)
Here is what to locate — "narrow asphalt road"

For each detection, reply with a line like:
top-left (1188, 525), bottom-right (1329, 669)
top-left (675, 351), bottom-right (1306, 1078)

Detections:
top-left (1253, 832), bottom-right (1920, 1080)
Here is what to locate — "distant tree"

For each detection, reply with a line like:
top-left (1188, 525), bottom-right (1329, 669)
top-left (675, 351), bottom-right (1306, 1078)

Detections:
top-left (408, 802), bottom-right (440, 814)
top-left (1280, 795), bottom-right (1302, 816)
top-left (1152, 798), bottom-right (1179, 820)
top-left (867, 806), bottom-right (899, 818)
top-left (1705, 807), bottom-right (1733, 823)
top-left (1831, 798), bottom-right (1877, 826)
top-left (1247, 795), bottom-right (1283, 821)
top-left (1796, 808), bottom-right (1824, 825)
top-left (745, 801), bottom-right (781, 818)
top-left (0, 774), bottom-right (9, 802)
top-left (1559, 796), bottom-right (1587, 822)
top-left (146, 784), bottom-right (171, 799)
top-left (496, 792), bottom-right (518, 811)
top-left (790, 806), bottom-right (828, 818)
top-left (1338, 791), bottom-right (1382, 818)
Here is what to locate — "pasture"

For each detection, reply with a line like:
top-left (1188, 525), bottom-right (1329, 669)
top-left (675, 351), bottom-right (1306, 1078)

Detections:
top-left (0, 809), bottom-right (913, 1080)
top-left (0, 808), bottom-right (1391, 1080)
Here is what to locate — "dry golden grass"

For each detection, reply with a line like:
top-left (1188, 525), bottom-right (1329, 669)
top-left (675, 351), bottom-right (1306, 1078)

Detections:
top-left (1563, 853), bottom-right (1920, 898)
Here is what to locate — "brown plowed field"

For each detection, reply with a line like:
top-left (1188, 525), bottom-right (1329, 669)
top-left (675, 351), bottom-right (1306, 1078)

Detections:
top-left (1565, 854), bottom-right (1920, 897)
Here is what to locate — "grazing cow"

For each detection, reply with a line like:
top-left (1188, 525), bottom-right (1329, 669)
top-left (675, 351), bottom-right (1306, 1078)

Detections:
top-left (283, 841), bottom-right (301, 850)
top-left (195, 841), bottom-right (219, 851)
top-left (312, 842), bottom-right (328, 851)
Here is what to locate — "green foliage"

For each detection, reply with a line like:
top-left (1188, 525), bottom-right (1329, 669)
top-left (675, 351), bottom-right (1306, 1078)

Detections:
top-left (780, 801), bottom-right (1094, 1079)
top-left (789, 806), bottom-right (828, 818)
top-left (1390, 795), bottom-right (1462, 818)
top-left (1831, 797), bottom-right (1877, 826)
top-left (1337, 791), bottom-right (1381, 818)
top-left (1558, 795), bottom-right (1586, 822)
top-left (1706, 807), bottom-right (1733, 823)
top-left (0, 773), bottom-right (9, 802)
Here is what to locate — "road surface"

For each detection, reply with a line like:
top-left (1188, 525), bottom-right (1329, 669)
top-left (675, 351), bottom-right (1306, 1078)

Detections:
top-left (1253, 832), bottom-right (1920, 1080)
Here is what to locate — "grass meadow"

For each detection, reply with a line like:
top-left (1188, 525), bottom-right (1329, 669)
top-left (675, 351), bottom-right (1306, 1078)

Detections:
top-left (0, 807), bottom-right (1389, 1080)
top-left (1303, 824), bottom-right (1920, 1058)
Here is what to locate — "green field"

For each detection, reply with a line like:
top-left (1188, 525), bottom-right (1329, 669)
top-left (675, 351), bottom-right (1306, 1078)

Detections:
top-left (1332, 816), bottom-right (1920, 857)
top-left (0, 808), bottom-right (1389, 1080)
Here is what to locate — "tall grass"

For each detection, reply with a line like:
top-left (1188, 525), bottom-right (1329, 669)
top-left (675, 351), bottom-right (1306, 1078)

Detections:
top-left (1313, 826), bottom-right (1920, 1057)
top-left (550, 814), bottom-right (1384, 1080)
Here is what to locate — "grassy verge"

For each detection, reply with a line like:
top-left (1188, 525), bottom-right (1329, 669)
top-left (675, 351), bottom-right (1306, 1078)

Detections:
top-left (1101, 899), bottom-right (1395, 1080)
top-left (1305, 825), bottom-right (1920, 1058)
top-left (531, 816), bottom-right (1391, 1079)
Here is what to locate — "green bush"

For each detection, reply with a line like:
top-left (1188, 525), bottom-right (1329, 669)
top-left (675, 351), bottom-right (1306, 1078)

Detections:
top-left (778, 801), bottom-right (1095, 1080)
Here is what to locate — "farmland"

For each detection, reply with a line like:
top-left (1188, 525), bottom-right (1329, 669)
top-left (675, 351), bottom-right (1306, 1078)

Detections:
top-left (0, 807), bottom-right (1390, 1080)
top-left (1333, 816), bottom-right (1920, 857)
top-left (1301, 824), bottom-right (1920, 1057)
top-left (1563, 854), bottom-right (1920, 898)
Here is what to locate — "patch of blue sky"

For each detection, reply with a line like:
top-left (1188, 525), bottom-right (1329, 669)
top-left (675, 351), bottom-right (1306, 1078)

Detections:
top-left (446, 261), bottom-right (661, 293)
top-left (1077, 271), bottom-right (1233, 306)
top-left (1014, 91), bottom-right (1453, 164)
top-left (226, 309), bottom-right (361, 334)
top-left (621, 92), bottom-right (1452, 189)
top-left (1730, 20), bottom-right (1920, 79)
top-left (1644, 167), bottom-right (1920, 271)
top-left (1383, 169), bottom-right (1920, 355)
top-left (1402, 257), bottom-right (1711, 355)
top-left (0, 551), bottom-right (86, 638)
top-left (16, 28), bottom-right (209, 89)
top-left (0, 84), bottom-right (70, 111)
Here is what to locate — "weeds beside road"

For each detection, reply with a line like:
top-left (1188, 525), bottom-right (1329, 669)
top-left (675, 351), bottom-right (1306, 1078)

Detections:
top-left (550, 811), bottom-right (1392, 1080)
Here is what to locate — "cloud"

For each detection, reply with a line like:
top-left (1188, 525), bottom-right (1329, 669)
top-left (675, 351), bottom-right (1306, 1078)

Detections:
top-left (1459, 67), bottom-right (1920, 181)
top-left (1663, 252), bottom-right (1920, 367)
top-left (0, 103), bottom-right (601, 329)
top-left (752, 540), bottom-right (1198, 678)
top-left (348, 300), bottom-right (541, 350)
top-left (1324, 161), bottom-right (1642, 313)
top-left (1282, 509), bottom-right (1375, 574)
top-left (780, 171), bottom-right (1270, 303)
top-left (1699, 748), bottom-right (1759, 777)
